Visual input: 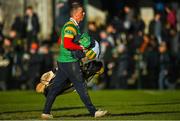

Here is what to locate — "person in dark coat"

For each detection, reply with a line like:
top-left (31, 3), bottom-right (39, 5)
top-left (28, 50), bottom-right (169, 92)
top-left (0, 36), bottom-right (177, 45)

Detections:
top-left (11, 15), bottom-right (24, 38)
top-left (26, 42), bottom-right (42, 89)
top-left (23, 6), bottom-right (40, 51)
top-left (111, 45), bottom-right (130, 89)
top-left (143, 38), bottom-right (159, 89)
top-left (38, 43), bottom-right (54, 75)
top-left (158, 41), bottom-right (174, 90)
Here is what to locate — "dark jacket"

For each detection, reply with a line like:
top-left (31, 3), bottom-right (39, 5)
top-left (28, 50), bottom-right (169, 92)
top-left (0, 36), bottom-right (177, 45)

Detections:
top-left (23, 13), bottom-right (40, 37)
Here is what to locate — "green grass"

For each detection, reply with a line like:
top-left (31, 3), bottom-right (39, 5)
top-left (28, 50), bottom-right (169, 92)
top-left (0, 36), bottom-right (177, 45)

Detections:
top-left (0, 90), bottom-right (180, 120)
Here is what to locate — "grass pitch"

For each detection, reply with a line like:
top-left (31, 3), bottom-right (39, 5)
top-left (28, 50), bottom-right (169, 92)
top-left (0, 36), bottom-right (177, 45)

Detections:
top-left (0, 90), bottom-right (180, 120)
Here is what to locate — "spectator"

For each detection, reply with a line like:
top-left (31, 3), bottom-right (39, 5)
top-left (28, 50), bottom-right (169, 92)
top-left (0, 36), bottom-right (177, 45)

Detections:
top-left (165, 6), bottom-right (177, 29)
top-left (158, 42), bottom-right (173, 90)
top-left (149, 13), bottom-right (162, 44)
top-left (154, 2), bottom-right (166, 24)
top-left (55, 0), bottom-right (70, 29)
top-left (9, 29), bottom-right (25, 89)
top-left (38, 43), bottom-right (54, 74)
top-left (143, 37), bottom-right (159, 89)
top-left (88, 21), bottom-right (100, 41)
top-left (23, 6), bottom-right (40, 51)
top-left (26, 42), bottom-right (42, 89)
top-left (0, 48), bottom-right (9, 90)
top-left (133, 15), bottom-right (145, 34)
top-left (123, 5), bottom-right (135, 33)
top-left (111, 44), bottom-right (130, 89)
top-left (11, 14), bottom-right (24, 38)
top-left (2, 37), bottom-right (14, 89)
top-left (106, 23), bottom-right (117, 46)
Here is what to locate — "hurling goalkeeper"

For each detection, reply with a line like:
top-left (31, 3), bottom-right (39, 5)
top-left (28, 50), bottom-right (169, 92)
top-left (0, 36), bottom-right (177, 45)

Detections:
top-left (40, 3), bottom-right (107, 119)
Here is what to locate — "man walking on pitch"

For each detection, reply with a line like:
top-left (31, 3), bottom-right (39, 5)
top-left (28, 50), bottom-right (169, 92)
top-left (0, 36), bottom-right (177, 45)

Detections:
top-left (41, 3), bottom-right (107, 119)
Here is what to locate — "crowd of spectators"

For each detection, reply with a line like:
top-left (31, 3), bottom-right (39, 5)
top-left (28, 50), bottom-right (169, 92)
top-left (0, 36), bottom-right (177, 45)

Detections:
top-left (0, 6), bottom-right (54, 90)
top-left (0, 2), bottom-right (180, 91)
top-left (93, 3), bottom-right (180, 90)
